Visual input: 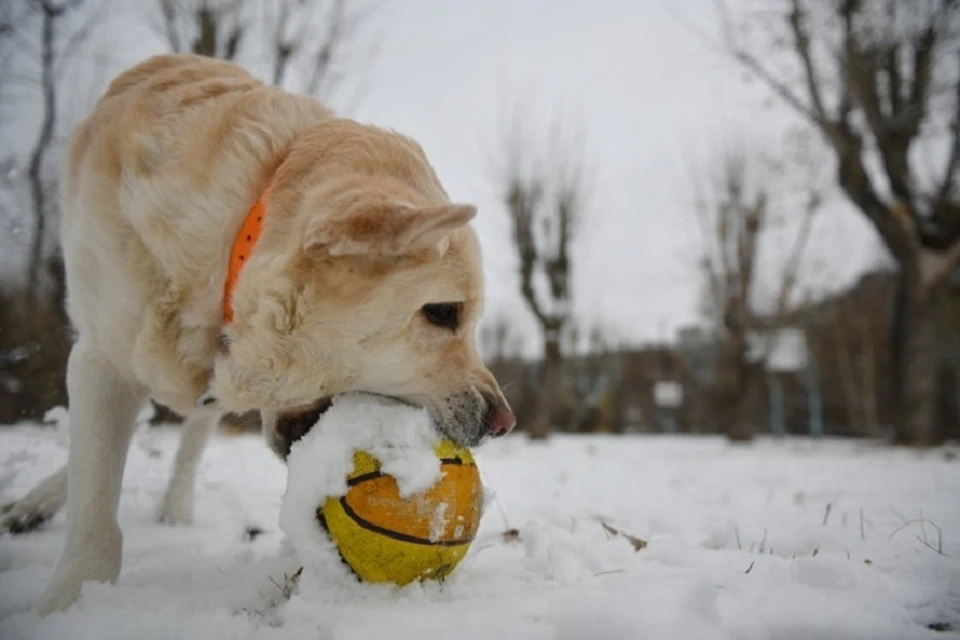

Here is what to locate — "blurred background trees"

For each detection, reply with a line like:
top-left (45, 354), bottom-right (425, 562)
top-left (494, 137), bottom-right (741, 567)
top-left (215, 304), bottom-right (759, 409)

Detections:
top-left (689, 140), bottom-right (822, 441)
top-left (1, 0), bottom-right (957, 446)
top-left (714, 0), bottom-right (960, 444)
top-left (494, 108), bottom-right (590, 440)
top-left (0, 0), bottom-right (380, 425)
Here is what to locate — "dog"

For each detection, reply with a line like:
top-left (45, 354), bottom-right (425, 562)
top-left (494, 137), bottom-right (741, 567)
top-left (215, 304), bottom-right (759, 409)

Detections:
top-left (0, 53), bottom-right (515, 615)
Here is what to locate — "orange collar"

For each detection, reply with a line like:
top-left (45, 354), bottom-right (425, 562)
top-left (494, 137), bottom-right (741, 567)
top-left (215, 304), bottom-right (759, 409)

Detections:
top-left (223, 187), bottom-right (269, 324)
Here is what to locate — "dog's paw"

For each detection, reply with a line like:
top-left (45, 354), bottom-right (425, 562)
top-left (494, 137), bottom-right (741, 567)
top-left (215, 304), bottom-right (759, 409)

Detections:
top-left (0, 469), bottom-right (67, 535)
top-left (36, 521), bottom-right (123, 615)
top-left (35, 576), bottom-right (84, 616)
top-left (1, 498), bottom-right (55, 534)
top-left (156, 487), bottom-right (194, 526)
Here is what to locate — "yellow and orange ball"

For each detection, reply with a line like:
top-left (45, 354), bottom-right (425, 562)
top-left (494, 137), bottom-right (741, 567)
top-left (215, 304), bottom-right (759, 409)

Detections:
top-left (317, 440), bottom-right (483, 585)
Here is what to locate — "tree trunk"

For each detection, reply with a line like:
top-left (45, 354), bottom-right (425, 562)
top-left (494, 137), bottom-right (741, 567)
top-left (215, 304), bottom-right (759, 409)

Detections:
top-left (893, 266), bottom-right (941, 445)
top-left (860, 314), bottom-right (879, 435)
top-left (26, 6), bottom-right (59, 306)
top-left (726, 367), bottom-right (757, 441)
top-left (529, 337), bottom-right (561, 440)
top-left (833, 310), bottom-right (864, 433)
top-left (721, 334), bottom-right (756, 442)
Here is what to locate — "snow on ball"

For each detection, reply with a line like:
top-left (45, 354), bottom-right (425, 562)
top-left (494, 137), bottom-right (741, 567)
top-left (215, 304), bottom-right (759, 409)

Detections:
top-left (279, 392), bottom-right (485, 586)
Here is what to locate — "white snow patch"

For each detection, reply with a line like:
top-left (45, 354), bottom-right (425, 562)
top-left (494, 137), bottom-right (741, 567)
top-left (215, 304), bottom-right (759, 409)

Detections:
top-left (0, 425), bottom-right (958, 640)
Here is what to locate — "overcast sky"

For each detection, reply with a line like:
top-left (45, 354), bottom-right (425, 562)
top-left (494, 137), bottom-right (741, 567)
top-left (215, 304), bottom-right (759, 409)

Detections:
top-left (336, 0), bottom-right (885, 350)
top-left (5, 0), bottom-right (887, 352)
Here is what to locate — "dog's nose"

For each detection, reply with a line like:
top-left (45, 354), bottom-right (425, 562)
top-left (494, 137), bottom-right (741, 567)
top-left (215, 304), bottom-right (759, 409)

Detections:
top-left (484, 400), bottom-right (516, 437)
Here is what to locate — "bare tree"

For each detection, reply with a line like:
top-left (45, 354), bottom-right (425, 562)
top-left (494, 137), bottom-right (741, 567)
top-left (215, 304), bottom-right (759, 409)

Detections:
top-left (0, 0), bottom-right (104, 304)
top-left (709, 0), bottom-right (960, 445)
top-left (692, 141), bottom-right (821, 441)
top-left (830, 292), bottom-right (883, 435)
top-left (0, 0), bottom-right (111, 423)
top-left (495, 110), bottom-right (591, 440)
top-left (154, 0), bottom-right (380, 101)
top-left (156, 0), bottom-right (244, 59)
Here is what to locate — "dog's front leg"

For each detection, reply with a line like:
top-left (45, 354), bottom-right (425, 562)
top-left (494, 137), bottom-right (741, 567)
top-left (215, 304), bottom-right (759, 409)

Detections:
top-left (36, 341), bottom-right (147, 616)
top-left (157, 412), bottom-right (219, 525)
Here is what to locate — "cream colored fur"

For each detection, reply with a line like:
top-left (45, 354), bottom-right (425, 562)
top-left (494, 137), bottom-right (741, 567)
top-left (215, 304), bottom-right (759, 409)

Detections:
top-left (2, 53), bottom-right (514, 615)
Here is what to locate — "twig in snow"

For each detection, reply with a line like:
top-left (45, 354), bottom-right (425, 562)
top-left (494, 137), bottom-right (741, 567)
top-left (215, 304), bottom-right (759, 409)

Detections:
top-left (758, 527), bottom-right (768, 554)
top-left (734, 526), bottom-right (742, 550)
top-left (243, 567), bottom-right (303, 625)
top-left (846, 549), bottom-right (851, 560)
top-left (812, 547), bottom-right (819, 557)
top-left (491, 493), bottom-right (511, 530)
top-left (916, 535), bottom-right (946, 556)
top-left (243, 525), bottom-right (265, 542)
top-left (859, 509), bottom-right (865, 541)
top-left (888, 518), bottom-right (946, 556)
top-left (267, 567), bottom-right (303, 600)
top-left (600, 521), bottom-right (648, 551)
top-left (822, 503), bottom-right (833, 526)
top-left (744, 561), bottom-right (755, 574)
top-left (593, 569), bottom-right (627, 577)
top-left (502, 528), bottom-right (521, 543)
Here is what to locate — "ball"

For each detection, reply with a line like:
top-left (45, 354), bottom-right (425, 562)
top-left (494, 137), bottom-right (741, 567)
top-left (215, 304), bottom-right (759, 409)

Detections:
top-left (316, 440), bottom-right (483, 585)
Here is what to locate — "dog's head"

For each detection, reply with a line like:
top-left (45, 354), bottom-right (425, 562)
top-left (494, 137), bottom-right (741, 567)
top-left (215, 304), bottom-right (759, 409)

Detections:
top-left (206, 121), bottom-right (515, 458)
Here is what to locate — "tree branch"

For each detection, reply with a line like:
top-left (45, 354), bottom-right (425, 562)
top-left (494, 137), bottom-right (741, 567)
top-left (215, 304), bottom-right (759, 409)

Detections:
top-left (25, 0), bottom-right (61, 302)
top-left (55, 0), bottom-right (107, 78)
top-left (788, 0), bottom-right (830, 124)
top-left (774, 190), bottom-right (820, 318)
top-left (932, 49), bottom-right (960, 221)
top-left (884, 3), bottom-right (902, 119)
top-left (157, 0), bottom-right (182, 52)
top-left (270, 0), bottom-right (294, 86)
top-left (507, 176), bottom-right (549, 325)
top-left (907, 23), bottom-right (937, 132)
top-left (305, 0), bottom-right (348, 98)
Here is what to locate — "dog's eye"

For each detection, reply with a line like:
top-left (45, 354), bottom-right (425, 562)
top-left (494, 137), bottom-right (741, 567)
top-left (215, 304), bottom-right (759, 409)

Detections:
top-left (421, 303), bottom-right (461, 331)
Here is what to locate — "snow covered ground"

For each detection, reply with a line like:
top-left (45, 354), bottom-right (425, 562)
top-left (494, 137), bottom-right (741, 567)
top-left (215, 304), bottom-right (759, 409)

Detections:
top-left (1, 422), bottom-right (958, 640)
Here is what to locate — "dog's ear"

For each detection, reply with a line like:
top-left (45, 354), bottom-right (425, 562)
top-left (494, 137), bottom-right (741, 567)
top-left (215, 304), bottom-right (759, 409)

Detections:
top-left (304, 202), bottom-right (476, 257)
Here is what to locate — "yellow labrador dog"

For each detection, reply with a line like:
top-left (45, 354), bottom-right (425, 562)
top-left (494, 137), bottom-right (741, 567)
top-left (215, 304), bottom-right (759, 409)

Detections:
top-left (1, 53), bottom-right (515, 614)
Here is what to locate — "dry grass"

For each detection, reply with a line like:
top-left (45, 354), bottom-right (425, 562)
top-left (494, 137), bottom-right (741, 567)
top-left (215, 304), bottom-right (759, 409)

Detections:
top-left (599, 520), bottom-right (648, 551)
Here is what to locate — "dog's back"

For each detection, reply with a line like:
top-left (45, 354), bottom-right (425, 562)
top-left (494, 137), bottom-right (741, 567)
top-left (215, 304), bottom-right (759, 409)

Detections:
top-left (59, 54), bottom-right (331, 411)
top-left (62, 53), bottom-right (331, 274)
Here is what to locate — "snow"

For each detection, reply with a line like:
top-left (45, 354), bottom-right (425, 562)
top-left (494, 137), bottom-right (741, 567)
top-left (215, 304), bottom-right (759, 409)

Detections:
top-left (1, 423), bottom-right (959, 640)
top-left (279, 393), bottom-right (442, 577)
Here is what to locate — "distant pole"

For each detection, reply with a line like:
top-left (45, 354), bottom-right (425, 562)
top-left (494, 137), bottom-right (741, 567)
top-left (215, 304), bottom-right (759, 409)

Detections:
top-left (768, 374), bottom-right (785, 437)
top-left (806, 363), bottom-right (823, 439)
